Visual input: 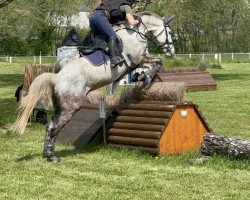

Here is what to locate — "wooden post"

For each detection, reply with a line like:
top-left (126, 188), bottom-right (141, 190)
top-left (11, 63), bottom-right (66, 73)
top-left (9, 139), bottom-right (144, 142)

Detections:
top-left (215, 53), bottom-right (218, 60)
top-left (201, 133), bottom-right (250, 159)
top-left (99, 96), bottom-right (107, 145)
top-left (39, 52), bottom-right (42, 64)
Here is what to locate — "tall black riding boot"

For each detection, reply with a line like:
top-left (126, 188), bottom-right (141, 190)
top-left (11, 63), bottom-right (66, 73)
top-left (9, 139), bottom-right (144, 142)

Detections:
top-left (109, 36), bottom-right (124, 68)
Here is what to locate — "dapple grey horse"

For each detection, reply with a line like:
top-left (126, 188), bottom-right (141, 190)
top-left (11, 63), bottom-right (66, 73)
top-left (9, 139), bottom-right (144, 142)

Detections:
top-left (12, 11), bottom-right (175, 162)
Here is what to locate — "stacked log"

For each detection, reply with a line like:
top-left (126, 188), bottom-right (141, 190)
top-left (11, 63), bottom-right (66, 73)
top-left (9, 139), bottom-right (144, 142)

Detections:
top-left (107, 101), bottom-right (177, 153)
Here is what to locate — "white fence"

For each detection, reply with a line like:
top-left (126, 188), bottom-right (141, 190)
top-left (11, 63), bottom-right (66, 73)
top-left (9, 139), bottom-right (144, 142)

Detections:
top-left (0, 55), bottom-right (57, 64)
top-left (175, 53), bottom-right (250, 63)
top-left (0, 53), bottom-right (250, 64)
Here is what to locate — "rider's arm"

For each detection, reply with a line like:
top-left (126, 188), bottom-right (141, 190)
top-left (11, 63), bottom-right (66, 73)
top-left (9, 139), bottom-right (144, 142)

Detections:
top-left (126, 14), bottom-right (139, 26)
top-left (120, 5), bottom-right (139, 26)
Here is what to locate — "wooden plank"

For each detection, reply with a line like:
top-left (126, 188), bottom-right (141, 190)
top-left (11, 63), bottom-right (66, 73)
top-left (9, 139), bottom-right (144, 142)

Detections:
top-left (158, 71), bottom-right (210, 76)
top-left (159, 105), bottom-right (208, 154)
top-left (118, 110), bottom-right (172, 118)
top-left (126, 100), bottom-right (177, 105)
top-left (155, 71), bottom-right (217, 90)
top-left (122, 104), bottom-right (175, 111)
top-left (109, 128), bottom-right (162, 139)
top-left (113, 122), bottom-right (165, 132)
top-left (57, 108), bottom-right (111, 146)
top-left (115, 116), bottom-right (168, 125)
top-left (108, 136), bottom-right (159, 147)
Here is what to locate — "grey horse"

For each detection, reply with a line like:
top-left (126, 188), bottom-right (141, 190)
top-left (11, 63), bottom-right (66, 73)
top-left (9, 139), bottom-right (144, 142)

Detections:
top-left (12, 11), bottom-right (175, 162)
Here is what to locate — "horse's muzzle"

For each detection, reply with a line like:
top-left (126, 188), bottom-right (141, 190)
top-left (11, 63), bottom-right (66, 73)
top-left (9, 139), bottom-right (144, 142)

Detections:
top-left (163, 44), bottom-right (175, 57)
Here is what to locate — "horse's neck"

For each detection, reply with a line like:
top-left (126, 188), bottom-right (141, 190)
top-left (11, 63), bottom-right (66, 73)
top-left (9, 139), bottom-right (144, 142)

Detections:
top-left (115, 16), bottom-right (159, 65)
top-left (115, 23), bottom-right (149, 64)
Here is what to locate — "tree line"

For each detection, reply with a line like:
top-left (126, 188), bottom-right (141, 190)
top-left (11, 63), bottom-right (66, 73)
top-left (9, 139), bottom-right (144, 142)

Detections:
top-left (0, 0), bottom-right (249, 56)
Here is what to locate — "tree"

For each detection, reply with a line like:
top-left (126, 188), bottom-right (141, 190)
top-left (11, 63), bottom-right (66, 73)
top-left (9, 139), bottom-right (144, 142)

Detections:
top-left (0, 0), bottom-right (249, 55)
top-left (0, 0), bottom-right (90, 55)
top-left (148, 0), bottom-right (250, 53)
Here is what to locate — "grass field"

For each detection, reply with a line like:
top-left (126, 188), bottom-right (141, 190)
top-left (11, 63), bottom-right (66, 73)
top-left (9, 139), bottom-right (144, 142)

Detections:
top-left (0, 62), bottom-right (249, 199)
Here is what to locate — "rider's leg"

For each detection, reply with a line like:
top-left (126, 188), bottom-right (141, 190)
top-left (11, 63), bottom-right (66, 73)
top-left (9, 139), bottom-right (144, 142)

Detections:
top-left (109, 36), bottom-right (124, 67)
top-left (90, 10), bottom-right (124, 67)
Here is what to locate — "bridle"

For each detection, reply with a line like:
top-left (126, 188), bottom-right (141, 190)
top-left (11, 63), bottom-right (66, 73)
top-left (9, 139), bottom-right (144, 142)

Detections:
top-left (116, 18), bottom-right (173, 49)
top-left (146, 20), bottom-right (173, 47)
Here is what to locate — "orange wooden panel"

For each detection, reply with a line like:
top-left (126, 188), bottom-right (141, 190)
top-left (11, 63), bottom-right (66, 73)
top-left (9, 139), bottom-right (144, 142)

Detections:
top-left (159, 105), bottom-right (208, 154)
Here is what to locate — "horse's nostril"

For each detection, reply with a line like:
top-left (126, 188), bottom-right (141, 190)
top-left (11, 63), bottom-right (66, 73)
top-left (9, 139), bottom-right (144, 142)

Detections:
top-left (165, 52), bottom-right (172, 57)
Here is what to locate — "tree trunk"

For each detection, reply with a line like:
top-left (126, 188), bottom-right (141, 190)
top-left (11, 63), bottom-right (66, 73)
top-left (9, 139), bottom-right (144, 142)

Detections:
top-left (201, 133), bottom-right (250, 159)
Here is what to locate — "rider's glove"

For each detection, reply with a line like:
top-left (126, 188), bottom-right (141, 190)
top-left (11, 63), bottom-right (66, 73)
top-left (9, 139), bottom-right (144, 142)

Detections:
top-left (134, 15), bottom-right (142, 24)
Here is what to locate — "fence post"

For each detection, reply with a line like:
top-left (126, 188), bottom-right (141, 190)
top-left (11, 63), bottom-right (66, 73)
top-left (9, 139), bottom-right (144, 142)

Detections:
top-left (39, 52), bottom-right (42, 64)
top-left (202, 53), bottom-right (205, 60)
top-left (232, 52), bottom-right (234, 61)
top-left (189, 53), bottom-right (192, 58)
top-left (9, 56), bottom-right (12, 63)
top-left (215, 53), bottom-right (218, 60)
top-left (219, 53), bottom-right (222, 64)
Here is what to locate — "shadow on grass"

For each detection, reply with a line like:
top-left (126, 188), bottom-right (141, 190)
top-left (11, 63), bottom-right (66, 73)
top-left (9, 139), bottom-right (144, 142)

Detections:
top-left (0, 98), bottom-right (19, 124)
top-left (0, 74), bottom-right (23, 87)
top-left (57, 144), bottom-right (104, 158)
top-left (15, 144), bottom-right (103, 162)
top-left (212, 73), bottom-right (250, 81)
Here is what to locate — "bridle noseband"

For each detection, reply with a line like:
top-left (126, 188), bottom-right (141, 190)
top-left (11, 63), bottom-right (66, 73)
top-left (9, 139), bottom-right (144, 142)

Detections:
top-left (140, 19), bottom-right (173, 48)
top-left (116, 18), bottom-right (173, 49)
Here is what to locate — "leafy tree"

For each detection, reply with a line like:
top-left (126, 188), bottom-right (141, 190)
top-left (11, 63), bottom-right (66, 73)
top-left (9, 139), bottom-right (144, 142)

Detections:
top-left (0, 0), bottom-right (249, 55)
top-left (148, 0), bottom-right (250, 53)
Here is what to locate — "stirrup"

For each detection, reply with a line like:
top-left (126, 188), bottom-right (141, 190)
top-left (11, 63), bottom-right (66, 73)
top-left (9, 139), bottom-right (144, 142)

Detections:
top-left (111, 56), bottom-right (124, 68)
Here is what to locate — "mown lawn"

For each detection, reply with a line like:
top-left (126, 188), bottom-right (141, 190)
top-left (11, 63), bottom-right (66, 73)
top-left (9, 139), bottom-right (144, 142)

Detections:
top-left (0, 62), bottom-right (249, 200)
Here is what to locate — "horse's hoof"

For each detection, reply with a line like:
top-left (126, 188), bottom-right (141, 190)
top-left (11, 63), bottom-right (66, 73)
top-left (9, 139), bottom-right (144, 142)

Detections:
top-left (46, 155), bottom-right (61, 163)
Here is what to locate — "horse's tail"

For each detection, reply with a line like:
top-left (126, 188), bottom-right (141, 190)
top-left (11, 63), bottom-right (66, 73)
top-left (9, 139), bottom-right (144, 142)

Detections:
top-left (12, 73), bottom-right (56, 135)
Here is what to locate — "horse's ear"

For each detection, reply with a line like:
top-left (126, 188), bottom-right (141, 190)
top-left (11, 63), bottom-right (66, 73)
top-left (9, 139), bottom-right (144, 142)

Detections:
top-left (164, 15), bottom-right (176, 24)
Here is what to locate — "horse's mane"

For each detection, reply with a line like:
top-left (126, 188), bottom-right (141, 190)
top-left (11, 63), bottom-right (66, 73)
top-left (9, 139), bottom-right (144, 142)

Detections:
top-left (138, 11), bottom-right (162, 19)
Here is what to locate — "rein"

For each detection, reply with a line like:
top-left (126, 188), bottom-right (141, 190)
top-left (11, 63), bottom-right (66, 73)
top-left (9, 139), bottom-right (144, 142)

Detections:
top-left (115, 20), bottom-right (172, 48)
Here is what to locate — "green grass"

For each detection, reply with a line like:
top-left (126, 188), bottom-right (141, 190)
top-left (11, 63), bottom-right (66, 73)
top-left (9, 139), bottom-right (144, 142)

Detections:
top-left (175, 53), bottom-right (250, 64)
top-left (0, 62), bottom-right (250, 200)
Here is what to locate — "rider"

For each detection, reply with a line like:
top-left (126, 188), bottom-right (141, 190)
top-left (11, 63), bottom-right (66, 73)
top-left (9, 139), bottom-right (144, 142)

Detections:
top-left (89, 0), bottom-right (140, 68)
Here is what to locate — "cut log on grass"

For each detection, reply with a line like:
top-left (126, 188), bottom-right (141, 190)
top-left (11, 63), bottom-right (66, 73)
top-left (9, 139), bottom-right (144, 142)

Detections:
top-left (201, 133), bottom-right (250, 159)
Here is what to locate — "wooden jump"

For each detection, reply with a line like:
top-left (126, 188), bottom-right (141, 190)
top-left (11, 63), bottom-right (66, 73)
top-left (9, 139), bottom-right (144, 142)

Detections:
top-left (107, 101), bottom-right (212, 154)
top-left (153, 71), bottom-right (217, 90)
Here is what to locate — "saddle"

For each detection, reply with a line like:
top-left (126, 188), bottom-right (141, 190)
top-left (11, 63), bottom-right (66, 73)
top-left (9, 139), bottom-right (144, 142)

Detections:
top-left (79, 34), bottom-right (123, 58)
top-left (62, 28), bottom-right (124, 66)
top-left (78, 34), bottom-right (110, 56)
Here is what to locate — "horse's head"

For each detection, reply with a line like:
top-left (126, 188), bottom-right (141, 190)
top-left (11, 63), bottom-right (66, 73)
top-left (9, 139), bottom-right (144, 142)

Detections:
top-left (139, 12), bottom-right (175, 56)
top-left (162, 15), bottom-right (175, 56)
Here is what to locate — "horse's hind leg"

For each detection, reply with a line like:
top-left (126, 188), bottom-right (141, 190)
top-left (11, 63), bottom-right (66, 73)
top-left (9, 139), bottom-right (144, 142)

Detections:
top-left (43, 94), bottom-right (85, 162)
